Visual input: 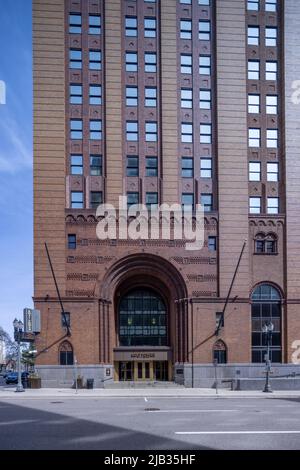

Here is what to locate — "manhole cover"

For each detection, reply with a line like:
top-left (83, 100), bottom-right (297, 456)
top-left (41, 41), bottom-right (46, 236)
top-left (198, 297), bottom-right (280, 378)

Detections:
top-left (145, 408), bottom-right (160, 412)
top-left (50, 401), bottom-right (64, 404)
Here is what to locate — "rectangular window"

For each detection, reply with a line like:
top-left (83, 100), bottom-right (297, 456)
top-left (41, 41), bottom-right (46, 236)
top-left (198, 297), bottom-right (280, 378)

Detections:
top-left (248, 94), bottom-right (260, 113)
top-left (199, 21), bottom-right (210, 41)
top-left (266, 95), bottom-right (278, 114)
top-left (267, 197), bottom-right (279, 214)
top-left (146, 157), bottom-right (158, 177)
top-left (249, 197), bottom-right (261, 214)
top-left (145, 87), bottom-right (157, 107)
top-left (127, 192), bottom-right (139, 209)
top-left (71, 155), bottom-right (83, 175)
top-left (201, 193), bottom-right (213, 212)
top-left (70, 120), bottom-right (82, 139)
top-left (255, 240), bottom-right (265, 254)
top-left (145, 53), bottom-right (157, 73)
top-left (248, 60), bottom-right (260, 80)
top-left (267, 162), bottom-right (279, 182)
top-left (145, 122), bottom-right (157, 142)
top-left (266, 27), bottom-right (277, 46)
top-left (209, 236), bottom-right (217, 252)
top-left (70, 84), bottom-right (82, 104)
top-left (90, 155), bottom-right (102, 176)
top-left (126, 52), bottom-right (138, 72)
top-left (266, 240), bottom-right (276, 254)
top-left (126, 121), bottom-right (138, 141)
top-left (181, 123), bottom-right (193, 143)
top-left (61, 312), bottom-right (71, 328)
top-left (90, 191), bottom-right (103, 209)
top-left (248, 26), bottom-right (259, 45)
top-left (181, 158), bottom-right (194, 178)
top-left (200, 158), bottom-right (212, 178)
top-left (90, 120), bottom-right (102, 140)
top-left (182, 193), bottom-right (194, 211)
top-left (249, 162), bottom-right (261, 181)
top-left (69, 14), bottom-right (81, 34)
top-left (126, 86), bottom-right (138, 106)
top-left (180, 20), bottom-right (192, 40)
top-left (247, 0), bottom-right (259, 10)
top-left (125, 16), bottom-right (137, 37)
top-left (266, 0), bottom-right (277, 11)
top-left (71, 191), bottom-right (83, 209)
top-left (127, 156), bottom-right (139, 177)
top-left (249, 128), bottom-right (260, 147)
top-left (89, 50), bottom-right (101, 70)
top-left (200, 124), bottom-right (212, 144)
top-left (68, 235), bottom-right (76, 250)
top-left (199, 0), bottom-right (210, 4)
top-left (199, 55), bottom-right (211, 75)
top-left (266, 61), bottom-right (277, 80)
top-left (181, 54), bottom-right (192, 74)
top-left (89, 15), bottom-right (101, 35)
top-left (180, 0), bottom-right (191, 3)
top-left (146, 192), bottom-right (158, 210)
top-left (70, 49), bottom-right (82, 69)
top-left (216, 312), bottom-right (224, 328)
top-left (200, 89), bottom-right (211, 109)
top-left (267, 129), bottom-right (278, 148)
top-left (181, 89), bottom-right (193, 108)
top-left (145, 18), bottom-right (156, 37)
top-left (89, 85), bottom-right (102, 105)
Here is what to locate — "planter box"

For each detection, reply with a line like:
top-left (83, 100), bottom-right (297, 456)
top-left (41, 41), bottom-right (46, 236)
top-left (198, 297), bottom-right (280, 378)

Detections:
top-left (28, 377), bottom-right (42, 389)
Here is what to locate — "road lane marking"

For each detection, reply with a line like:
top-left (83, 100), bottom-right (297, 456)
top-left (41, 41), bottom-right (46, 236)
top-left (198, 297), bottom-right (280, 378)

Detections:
top-left (176, 431), bottom-right (300, 435)
top-left (144, 397), bottom-right (148, 402)
top-left (147, 409), bottom-right (237, 413)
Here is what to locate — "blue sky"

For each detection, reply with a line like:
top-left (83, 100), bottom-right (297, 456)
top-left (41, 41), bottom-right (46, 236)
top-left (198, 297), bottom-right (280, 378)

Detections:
top-left (0, 0), bottom-right (33, 337)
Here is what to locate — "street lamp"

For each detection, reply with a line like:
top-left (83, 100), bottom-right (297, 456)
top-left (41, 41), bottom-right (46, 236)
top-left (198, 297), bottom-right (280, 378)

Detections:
top-left (262, 321), bottom-right (274, 393)
top-left (13, 318), bottom-right (25, 393)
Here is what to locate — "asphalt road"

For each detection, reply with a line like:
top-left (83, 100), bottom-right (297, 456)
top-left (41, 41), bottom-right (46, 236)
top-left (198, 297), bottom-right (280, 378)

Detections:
top-left (0, 395), bottom-right (300, 450)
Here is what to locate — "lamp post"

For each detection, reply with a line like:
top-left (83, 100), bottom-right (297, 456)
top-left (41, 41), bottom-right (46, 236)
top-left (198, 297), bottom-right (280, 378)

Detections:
top-left (13, 318), bottom-right (25, 393)
top-left (262, 321), bottom-right (274, 393)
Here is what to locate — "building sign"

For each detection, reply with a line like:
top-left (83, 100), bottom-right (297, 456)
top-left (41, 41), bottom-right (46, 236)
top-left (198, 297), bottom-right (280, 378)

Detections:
top-left (23, 309), bottom-right (41, 333)
top-left (114, 348), bottom-right (172, 362)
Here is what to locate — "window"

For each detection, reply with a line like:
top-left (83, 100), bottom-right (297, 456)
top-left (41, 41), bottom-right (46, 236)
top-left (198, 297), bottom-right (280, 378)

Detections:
top-left (90, 155), bottom-right (102, 176)
top-left (125, 16), bottom-right (137, 37)
top-left (126, 86), bottom-right (138, 106)
top-left (90, 120), bottom-right (102, 140)
top-left (266, 96), bottom-right (278, 114)
top-left (69, 14), bottom-right (81, 34)
top-left (199, 55), bottom-right (211, 75)
top-left (248, 60), bottom-right (260, 80)
top-left (247, 0), bottom-right (259, 10)
top-left (181, 158), bottom-right (194, 178)
top-left (265, 27), bottom-right (277, 46)
top-left (267, 163), bottom-right (279, 182)
top-left (89, 15), bottom-right (101, 35)
top-left (248, 94), bottom-right (260, 113)
top-left (182, 193), bottom-right (194, 211)
top-left (266, 239), bottom-right (277, 254)
top-left (146, 192), bottom-right (158, 210)
top-left (145, 53), bottom-right (157, 73)
top-left (146, 157), bottom-right (158, 177)
top-left (181, 89), bottom-right (193, 108)
top-left (180, 20), bottom-right (192, 40)
top-left (70, 155), bottom-right (83, 175)
top-left (145, 87), bottom-right (157, 107)
top-left (249, 128), bottom-right (260, 147)
top-left (200, 89), bottom-right (211, 109)
top-left (199, 21), bottom-right (210, 40)
top-left (180, 0), bottom-right (191, 3)
top-left (127, 156), bottom-right (139, 177)
top-left (90, 191), bottom-right (103, 209)
top-left (61, 313), bottom-right (71, 328)
top-left (68, 235), bottom-right (76, 250)
top-left (126, 52), bottom-right (138, 72)
top-left (249, 197), bottom-right (261, 214)
top-left (127, 192), bottom-right (139, 209)
top-left (200, 124), bottom-right (212, 144)
top-left (209, 236), bottom-right (217, 252)
top-left (59, 341), bottom-right (73, 365)
top-left (181, 54), bottom-right (192, 74)
top-left (215, 314), bottom-right (224, 330)
top-left (249, 162), bottom-right (261, 181)
top-left (70, 120), bottom-right (82, 139)
top-left (70, 85), bottom-right (82, 104)
top-left (255, 235), bottom-right (277, 254)
top-left (89, 50), bottom-right (101, 70)
top-left (199, 0), bottom-right (210, 4)
top-left (213, 340), bottom-right (227, 364)
top-left (70, 49), bottom-right (82, 69)
top-left (266, 61), bottom-right (277, 80)
top-left (126, 121), bottom-right (138, 141)
top-left (89, 85), bottom-right (102, 105)
top-left (181, 123), bottom-right (193, 143)
top-left (265, 0), bottom-right (277, 11)
top-left (248, 26), bottom-right (259, 45)
top-left (146, 122), bottom-right (157, 142)
top-left (71, 191), bottom-right (83, 209)
top-left (267, 197), bottom-right (279, 214)
top-left (267, 129), bottom-right (278, 148)
top-left (201, 193), bottom-right (213, 212)
top-left (200, 158), bottom-right (212, 178)
top-left (145, 18), bottom-right (156, 37)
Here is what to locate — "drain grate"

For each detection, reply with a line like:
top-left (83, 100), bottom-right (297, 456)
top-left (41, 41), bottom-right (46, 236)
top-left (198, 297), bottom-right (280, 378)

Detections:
top-left (50, 401), bottom-right (64, 404)
top-left (145, 408), bottom-right (160, 412)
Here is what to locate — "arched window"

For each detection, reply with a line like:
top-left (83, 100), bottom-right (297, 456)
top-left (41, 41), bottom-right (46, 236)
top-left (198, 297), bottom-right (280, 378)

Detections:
top-left (213, 340), bottom-right (227, 364)
top-left (251, 284), bottom-right (282, 363)
top-left (59, 341), bottom-right (74, 365)
top-left (255, 233), bottom-right (277, 254)
top-left (119, 288), bottom-right (167, 346)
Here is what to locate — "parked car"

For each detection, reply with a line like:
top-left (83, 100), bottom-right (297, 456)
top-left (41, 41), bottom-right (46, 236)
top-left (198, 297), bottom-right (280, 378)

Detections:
top-left (5, 372), bottom-right (29, 385)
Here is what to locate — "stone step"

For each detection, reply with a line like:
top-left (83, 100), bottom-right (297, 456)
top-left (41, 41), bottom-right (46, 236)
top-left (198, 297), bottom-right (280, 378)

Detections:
top-left (104, 381), bottom-right (184, 389)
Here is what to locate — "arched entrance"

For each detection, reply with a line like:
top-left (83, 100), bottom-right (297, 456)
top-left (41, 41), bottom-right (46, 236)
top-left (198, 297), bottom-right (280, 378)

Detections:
top-left (213, 340), bottom-right (227, 364)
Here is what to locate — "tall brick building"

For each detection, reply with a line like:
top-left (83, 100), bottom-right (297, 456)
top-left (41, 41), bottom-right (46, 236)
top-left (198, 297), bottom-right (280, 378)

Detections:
top-left (33, 0), bottom-right (300, 387)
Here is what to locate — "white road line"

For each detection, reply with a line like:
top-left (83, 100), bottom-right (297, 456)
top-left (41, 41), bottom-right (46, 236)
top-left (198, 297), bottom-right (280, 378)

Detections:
top-left (176, 431), bottom-right (300, 435)
top-left (144, 397), bottom-right (148, 402)
top-left (147, 409), bottom-right (237, 413)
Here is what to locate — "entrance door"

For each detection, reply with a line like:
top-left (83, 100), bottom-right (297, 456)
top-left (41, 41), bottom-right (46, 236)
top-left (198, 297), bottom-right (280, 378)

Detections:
top-left (154, 361), bottom-right (169, 381)
top-left (119, 361), bottom-right (134, 381)
top-left (136, 362), bottom-right (152, 381)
